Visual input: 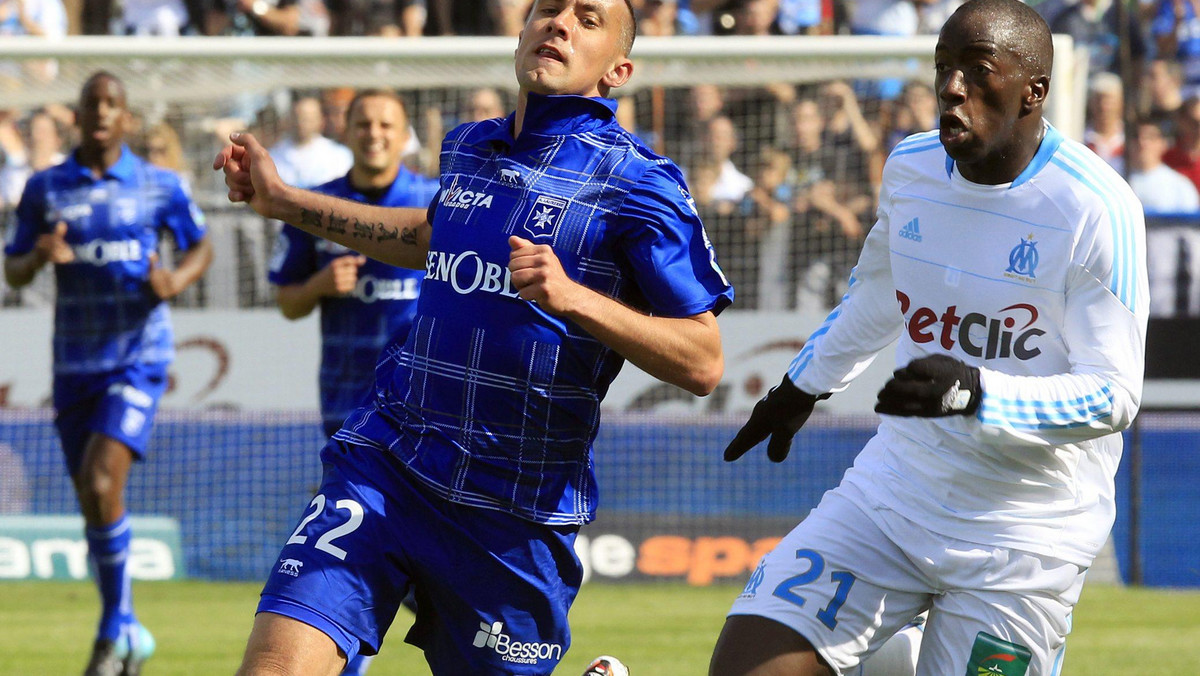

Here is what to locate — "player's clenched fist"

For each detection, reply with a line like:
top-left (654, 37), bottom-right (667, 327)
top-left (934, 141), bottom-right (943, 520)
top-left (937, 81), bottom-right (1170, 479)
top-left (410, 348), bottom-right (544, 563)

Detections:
top-left (35, 221), bottom-right (74, 265)
top-left (212, 132), bottom-right (282, 219)
top-left (320, 255), bottom-right (367, 296)
top-left (508, 235), bottom-right (583, 315)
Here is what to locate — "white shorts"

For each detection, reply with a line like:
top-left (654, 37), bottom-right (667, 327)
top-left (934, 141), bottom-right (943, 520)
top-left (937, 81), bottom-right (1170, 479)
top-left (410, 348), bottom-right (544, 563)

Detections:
top-left (728, 484), bottom-right (1085, 676)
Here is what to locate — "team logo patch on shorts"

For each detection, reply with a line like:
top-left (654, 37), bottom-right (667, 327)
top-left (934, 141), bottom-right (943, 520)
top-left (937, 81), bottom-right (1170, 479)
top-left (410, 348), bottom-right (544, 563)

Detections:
top-left (120, 408), bottom-right (146, 436)
top-left (966, 631), bottom-right (1031, 676)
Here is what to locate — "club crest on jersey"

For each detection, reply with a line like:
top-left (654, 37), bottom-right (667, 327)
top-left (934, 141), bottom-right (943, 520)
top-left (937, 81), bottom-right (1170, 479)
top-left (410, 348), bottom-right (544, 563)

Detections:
top-left (523, 195), bottom-right (565, 240)
top-left (115, 198), bottom-right (139, 225)
top-left (1004, 234), bottom-right (1039, 282)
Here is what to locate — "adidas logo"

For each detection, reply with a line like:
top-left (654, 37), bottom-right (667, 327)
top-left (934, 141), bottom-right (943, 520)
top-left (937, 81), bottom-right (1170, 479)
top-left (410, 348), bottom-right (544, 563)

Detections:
top-left (900, 217), bottom-right (922, 242)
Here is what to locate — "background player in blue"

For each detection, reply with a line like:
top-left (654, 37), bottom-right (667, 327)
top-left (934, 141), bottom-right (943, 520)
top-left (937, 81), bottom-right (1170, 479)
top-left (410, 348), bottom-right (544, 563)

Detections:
top-left (214, 0), bottom-right (733, 673)
top-left (268, 88), bottom-right (437, 676)
top-left (3, 71), bottom-right (212, 676)
top-left (270, 89), bottom-right (438, 439)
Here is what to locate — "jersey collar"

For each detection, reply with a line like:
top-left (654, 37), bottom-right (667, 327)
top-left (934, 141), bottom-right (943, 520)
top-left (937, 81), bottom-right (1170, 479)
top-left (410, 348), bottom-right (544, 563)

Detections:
top-left (481, 93), bottom-right (619, 148)
top-left (65, 144), bottom-right (138, 184)
top-left (943, 121), bottom-right (1064, 189)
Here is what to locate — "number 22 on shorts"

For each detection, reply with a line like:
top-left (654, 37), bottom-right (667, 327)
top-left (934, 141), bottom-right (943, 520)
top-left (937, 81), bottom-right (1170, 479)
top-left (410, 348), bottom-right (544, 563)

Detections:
top-left (286, 493), bottom-right (364, 561)
top-left (772, 548), bottom-right (857, 630)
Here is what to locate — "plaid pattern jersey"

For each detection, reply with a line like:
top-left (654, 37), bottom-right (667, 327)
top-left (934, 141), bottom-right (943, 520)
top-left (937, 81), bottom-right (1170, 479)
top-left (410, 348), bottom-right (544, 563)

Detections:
top-left (334, 93), bottom-right (734, 525)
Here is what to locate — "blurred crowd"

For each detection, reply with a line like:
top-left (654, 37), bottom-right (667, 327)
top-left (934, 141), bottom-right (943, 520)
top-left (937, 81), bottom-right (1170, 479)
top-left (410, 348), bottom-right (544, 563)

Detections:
top-left (2, 0), bottom-right (1199, 315)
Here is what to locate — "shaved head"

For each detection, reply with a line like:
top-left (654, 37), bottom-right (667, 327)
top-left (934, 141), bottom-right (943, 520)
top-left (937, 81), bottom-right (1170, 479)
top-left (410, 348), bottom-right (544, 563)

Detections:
top-left (947, 0), bottom-right (1053, 79)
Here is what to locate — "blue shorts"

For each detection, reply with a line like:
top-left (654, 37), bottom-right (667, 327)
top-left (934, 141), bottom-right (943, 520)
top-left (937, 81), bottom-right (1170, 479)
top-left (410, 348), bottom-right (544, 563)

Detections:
top-left (53, 362), bottom-right (168, 476)
top-left (258, 441), bottom-right (583, 674)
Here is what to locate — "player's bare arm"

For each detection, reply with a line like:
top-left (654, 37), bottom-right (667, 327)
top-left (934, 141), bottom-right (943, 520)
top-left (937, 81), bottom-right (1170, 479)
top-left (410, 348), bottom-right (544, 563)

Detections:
top-left (508, 235), bottom-right (723, 396)
top-left (275, 255), bottom-right (367, 320)
top-left (213, 132), bottom-right (431, 269)
top-left (147, 236), bottom-right (213, 300)
top-left (3, 221), bottom-right (73, 287)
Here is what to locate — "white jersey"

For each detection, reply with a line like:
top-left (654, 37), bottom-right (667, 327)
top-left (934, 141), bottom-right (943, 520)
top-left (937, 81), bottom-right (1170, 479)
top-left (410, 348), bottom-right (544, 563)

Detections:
top-left (789, 124), bottom-right (1148, 566)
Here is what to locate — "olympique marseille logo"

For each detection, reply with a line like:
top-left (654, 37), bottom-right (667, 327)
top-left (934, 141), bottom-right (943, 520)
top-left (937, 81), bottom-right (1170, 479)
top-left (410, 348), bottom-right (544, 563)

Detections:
top-left (523, 195), bottom-right (566, 240)
top-left (1005, 234), bottom-right (1039, 279)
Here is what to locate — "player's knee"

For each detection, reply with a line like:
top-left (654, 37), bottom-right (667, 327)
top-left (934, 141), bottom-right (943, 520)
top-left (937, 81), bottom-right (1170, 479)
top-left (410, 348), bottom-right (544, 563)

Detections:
top-left (710, 615), bottom-right (833, 676)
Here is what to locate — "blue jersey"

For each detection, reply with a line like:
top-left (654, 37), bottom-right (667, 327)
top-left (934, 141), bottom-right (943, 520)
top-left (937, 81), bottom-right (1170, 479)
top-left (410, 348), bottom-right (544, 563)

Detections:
top-left (5, 146), bottom-right (207, 374)
top-left (269, 167), bottom-right (440, 434)
top-left (335, 94), bottom-right (734, 525)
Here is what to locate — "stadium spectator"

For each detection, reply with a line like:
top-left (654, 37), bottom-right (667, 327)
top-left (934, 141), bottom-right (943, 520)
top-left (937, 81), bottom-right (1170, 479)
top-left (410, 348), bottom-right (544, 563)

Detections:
top-left (742, 146), bottom-right (795, 309)
top-left (1128, 117), bottom-right (1200, 214)
top-left (326, 0), bottom-right (425, 36)
top-left (214, 1), bottom-right (731, 674)
top-left (467, 86), bottom-right (507, 122)
top-left (1146, 57), bottom-right (1185, 135)
top-left (3, 71), bottom-right (213, 676)
top-left (0, 108), bottom-right (66, 210)
top-left (1084, 71), bottom-right (1125, 172)
top-left (1041, 0), bottom-right (1144, 75)
top-left (201, 0), bottom-right (328, 36)
top-left (0, 0), bottom-right (66, 36)
top-left (142, 121), bottom-right (193, 189)
top-left (271, 94), bottom-right (353, 189)
top-left (883, 80), bottom-right (939, 152)
top-left (713, 3), bottom-right (1146, 676)
top-left (268, 88), bottom-right (437, 676)
top-left (913, 0), bottom-right (964, 34)
top-left (119, 0), bottom-right (195, 34)
top-left (1152, 0), bottom-right (1200, 98)
top-left (703, 114), bottom-right (755, 201)
top-left (639, 0), bottom-right (680, 35)
top-left (775, 0), bottom-right (835, 34)
top-left (1163, 95), bottom-right (1200, 192)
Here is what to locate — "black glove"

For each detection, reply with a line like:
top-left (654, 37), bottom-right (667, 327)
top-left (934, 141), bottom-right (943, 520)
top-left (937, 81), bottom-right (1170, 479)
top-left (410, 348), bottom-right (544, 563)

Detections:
top-left (724, 375), bottom-right (828, 463)
top-left (874, 354), bottom-right (981, 417)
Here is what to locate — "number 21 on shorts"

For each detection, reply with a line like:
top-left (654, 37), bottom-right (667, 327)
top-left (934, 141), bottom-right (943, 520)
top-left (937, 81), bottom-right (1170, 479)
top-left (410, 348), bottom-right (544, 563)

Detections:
top-left (286, 493), bottom-right (364, 560)
top-left (772, 548), bottom-right (857, 630)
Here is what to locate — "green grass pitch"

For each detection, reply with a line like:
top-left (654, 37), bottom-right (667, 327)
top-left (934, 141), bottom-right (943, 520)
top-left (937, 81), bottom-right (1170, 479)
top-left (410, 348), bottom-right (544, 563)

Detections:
top-left (2, 581), bottom-right (1198, 674)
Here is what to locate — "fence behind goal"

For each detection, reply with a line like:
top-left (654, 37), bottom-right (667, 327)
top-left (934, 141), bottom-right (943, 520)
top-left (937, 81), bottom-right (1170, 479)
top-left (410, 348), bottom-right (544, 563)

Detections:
top-left (6, 36), bottom-right (1190, 590)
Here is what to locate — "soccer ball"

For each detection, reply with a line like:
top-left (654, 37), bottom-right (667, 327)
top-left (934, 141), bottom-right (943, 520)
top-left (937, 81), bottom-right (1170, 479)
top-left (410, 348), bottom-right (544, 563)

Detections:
top-left (582, 655), bottom-right (630, 676)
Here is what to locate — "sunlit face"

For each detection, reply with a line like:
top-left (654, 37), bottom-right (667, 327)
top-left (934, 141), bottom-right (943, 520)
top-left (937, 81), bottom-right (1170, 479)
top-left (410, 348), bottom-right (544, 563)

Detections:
top-left (294, 98), bottom-right (325, 142)
top-left (469, 88), bottom-right (505, 121)
top-left (707, 116), bottom-right (737, 162)
top-left (515, 0), bottom-right (633, 98)
top-left (1132, 123), bottom-right (1166, 170)
top-left (934, 10), bottom-right (1037, 170)
top-left (29, 112), bottom-right (60, 154)
top-left (347, 95), bottom-right (409, 176)
top-left (792, 99), bottom-right (823, 147)
top-left (78, 75), bottom-right (130, 153)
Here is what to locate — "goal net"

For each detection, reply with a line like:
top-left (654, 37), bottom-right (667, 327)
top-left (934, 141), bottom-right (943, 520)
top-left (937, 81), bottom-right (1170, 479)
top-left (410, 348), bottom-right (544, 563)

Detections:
top-left (0, 36), bottom-right (1133, 588)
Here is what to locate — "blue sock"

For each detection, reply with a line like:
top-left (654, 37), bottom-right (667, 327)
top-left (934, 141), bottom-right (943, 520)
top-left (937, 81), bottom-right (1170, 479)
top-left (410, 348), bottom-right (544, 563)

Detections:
top-left (343, 654), bottom-right (374, 675)
top-left (86, 514), bottom-right (135, 642)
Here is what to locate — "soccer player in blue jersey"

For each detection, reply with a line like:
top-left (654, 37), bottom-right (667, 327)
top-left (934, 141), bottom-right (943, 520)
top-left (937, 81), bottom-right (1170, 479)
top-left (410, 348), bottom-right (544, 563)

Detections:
top-left (270, 89), bottom-right (438, 440)
top-left (268, 88), bottom-right (437, 676)
top-left (4, 71), bottom-right (212, 676)
top-left (215, 1), bottom-right (732, 673)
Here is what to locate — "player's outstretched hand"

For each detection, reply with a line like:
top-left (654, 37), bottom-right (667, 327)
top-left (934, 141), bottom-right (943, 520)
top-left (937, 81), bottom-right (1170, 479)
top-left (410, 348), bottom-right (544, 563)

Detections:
top-left (508, 235), bottom-right (583, 315)
top-left (212, 132), bottom-right (282, 219)
top-left (874, 354), bottom-right (981, 417)
top-left (724, 375), bottom-right (827, 463)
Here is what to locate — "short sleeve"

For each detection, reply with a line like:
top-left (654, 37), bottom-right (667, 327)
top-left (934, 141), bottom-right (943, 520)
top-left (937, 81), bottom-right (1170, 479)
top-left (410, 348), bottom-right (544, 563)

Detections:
top-left (268, 224), bottom-right (319, 286)
top-left (614, 163), bottom-right (735, 317)
top-left (160, 177), bottom-right (207, 251)
top-left (4, 173), bottom-right (48, 257)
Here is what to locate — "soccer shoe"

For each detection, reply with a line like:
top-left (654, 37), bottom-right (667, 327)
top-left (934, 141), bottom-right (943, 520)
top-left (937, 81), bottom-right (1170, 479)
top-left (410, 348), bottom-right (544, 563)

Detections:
top-left (121, 624), bottom-right (156, 676)
top-left (582, 655), bottom-right (630, 676)
top-left (82, 639), bottom-right (124, 676)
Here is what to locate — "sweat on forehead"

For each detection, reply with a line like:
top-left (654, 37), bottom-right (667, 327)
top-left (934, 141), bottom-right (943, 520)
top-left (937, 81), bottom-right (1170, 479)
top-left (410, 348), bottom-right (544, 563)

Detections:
top-left (944, 0), bottom-right (1053, 76)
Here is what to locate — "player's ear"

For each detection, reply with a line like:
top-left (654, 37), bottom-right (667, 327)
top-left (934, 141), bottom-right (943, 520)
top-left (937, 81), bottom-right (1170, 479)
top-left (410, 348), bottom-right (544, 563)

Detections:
top-left (1023, 75), bottom-right (1049, 114)
top-left (602, 57), bottom-right (634, 92)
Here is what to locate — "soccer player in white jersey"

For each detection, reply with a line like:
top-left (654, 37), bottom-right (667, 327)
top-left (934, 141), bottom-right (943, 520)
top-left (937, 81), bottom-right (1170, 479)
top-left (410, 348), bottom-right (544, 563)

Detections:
top-left (710, 0), bottom-right (1148, 674)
